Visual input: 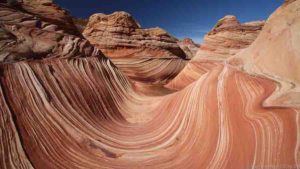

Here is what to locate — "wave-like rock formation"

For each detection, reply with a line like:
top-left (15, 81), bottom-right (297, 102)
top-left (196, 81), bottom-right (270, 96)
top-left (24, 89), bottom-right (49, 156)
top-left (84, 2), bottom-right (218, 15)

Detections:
top-left (83, 11), bottom-right (188, 85)
top-left (166, 15), bottom-right (265, 90)
top-left (0, 1), bottom-right (299, 169)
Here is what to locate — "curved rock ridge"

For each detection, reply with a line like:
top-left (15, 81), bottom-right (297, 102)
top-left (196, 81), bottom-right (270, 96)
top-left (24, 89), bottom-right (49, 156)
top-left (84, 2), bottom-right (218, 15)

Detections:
top-left (0, 4), bottom-right (103, 63)
top-left (83, 11), bottom-right (186, 59)
top-left (165, 59), bottom-right (219, 90)
top-left (166, 15), bottom-right (265, 90)
top-left (229, 0), bottom-right (300, 108)
top-left (212, 15), bottom-right (240, 29)
top-left (88, 11), bottom-right (141, 29)
top-left (0, 1), bottom-right (299, 169)
top-left (177, 38), bottom-right (200, 59)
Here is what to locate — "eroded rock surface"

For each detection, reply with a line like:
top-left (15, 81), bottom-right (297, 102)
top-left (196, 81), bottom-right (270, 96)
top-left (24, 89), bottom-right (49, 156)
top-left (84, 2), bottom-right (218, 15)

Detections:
top-left (0, 3), bottom-right (102, 62)
top-left (229, 1), bottom-right (300, 108)
top-left (83, 11), bottom-right (186, 59)
top-left (0, 1), bottom-right (299, 169)
top-left (83, 11), bottom-right (188, 85)
top-left (195, 15), bottom-right (265, 60)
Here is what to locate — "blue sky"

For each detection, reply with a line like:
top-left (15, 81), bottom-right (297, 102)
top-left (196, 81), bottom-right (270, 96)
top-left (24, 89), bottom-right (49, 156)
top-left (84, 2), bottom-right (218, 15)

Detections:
top-left (55, 0), bottom-right (283, 43)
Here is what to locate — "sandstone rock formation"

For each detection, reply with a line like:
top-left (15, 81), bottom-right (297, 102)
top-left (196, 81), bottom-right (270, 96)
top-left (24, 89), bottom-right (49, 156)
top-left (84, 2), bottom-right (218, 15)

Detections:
top-left (177, 38), bottom-right (200, 59)
top-left (83, 11), bottom-right (188, 85)
top-left (195, 15), bottom-right (265, 61)
top-left (83, 11), bottom-right (186, 59)
top-left (228, 0), bottom-right (300, 108)
top-left (166, 15), bottom-right (265, 90)
top-left (0, 1), bottom-right (299, 169)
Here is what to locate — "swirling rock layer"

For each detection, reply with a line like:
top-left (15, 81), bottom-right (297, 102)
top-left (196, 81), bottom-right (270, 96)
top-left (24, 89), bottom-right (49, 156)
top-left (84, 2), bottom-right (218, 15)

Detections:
top-left (110, 58), bottom-right (187, 85)
top-left (1, 57), bottom-right (299, 169)
top-left (0, 1), bottom-right (299, 169)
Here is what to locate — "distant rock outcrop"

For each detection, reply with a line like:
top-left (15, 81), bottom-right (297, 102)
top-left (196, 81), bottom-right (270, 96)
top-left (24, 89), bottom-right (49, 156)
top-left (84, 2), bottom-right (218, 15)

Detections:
top-left (195, 15), bottom-right (265, 60)
top-left (177, 38), bottom-right (200, 59)
top-left (83, 11), bottom-right (187, 59)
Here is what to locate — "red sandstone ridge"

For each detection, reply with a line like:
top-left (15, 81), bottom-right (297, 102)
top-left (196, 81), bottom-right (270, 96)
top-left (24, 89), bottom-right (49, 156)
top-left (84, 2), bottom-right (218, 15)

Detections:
top-left (83, 11), bottom-right (187, 59)
top-left (166, 15), bottom-right (265, 90)
top-left (0, 0), bottom-right (299, 169)
top-left (177, 38), bottom-right (200, 59)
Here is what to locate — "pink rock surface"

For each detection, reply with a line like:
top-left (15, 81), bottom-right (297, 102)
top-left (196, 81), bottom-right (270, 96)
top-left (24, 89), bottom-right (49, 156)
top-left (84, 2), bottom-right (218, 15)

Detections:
top-left (229, 0), bottom-right (300, 108)
top-left (0, 1), bottom-right (299, 169)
